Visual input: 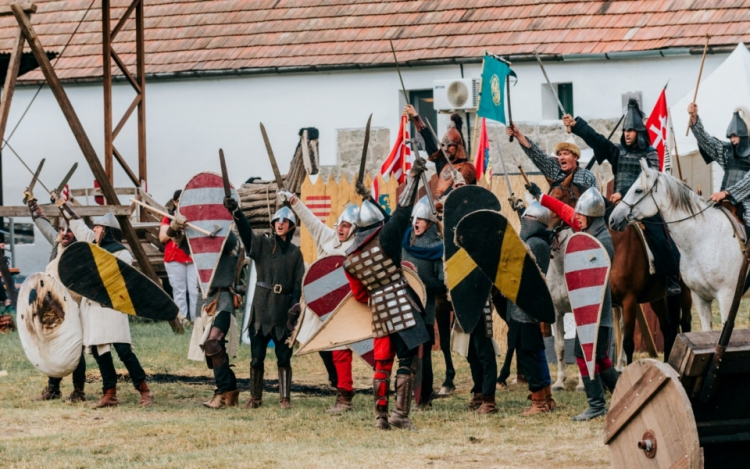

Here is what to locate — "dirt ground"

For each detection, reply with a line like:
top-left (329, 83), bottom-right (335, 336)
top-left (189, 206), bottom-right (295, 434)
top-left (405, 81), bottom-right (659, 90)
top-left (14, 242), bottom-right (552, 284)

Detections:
top-left (0, 302), bottom-right (738, 469)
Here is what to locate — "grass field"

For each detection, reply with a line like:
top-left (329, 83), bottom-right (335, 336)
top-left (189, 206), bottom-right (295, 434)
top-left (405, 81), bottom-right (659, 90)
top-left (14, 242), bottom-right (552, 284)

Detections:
top-left (0, 301), bottom-right (743, 469)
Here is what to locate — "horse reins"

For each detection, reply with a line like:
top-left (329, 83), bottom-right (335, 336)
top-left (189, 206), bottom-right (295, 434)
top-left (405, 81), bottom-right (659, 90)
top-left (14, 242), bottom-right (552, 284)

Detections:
top-left (619, 173), bottom-right (715, 225)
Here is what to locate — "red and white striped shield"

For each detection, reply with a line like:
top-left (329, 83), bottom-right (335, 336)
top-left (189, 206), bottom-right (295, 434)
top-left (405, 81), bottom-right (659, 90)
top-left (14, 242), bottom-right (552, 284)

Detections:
top-left (303, 256), bottom-right (350, 321)
top-left (301, 255), bottom-right (375, 368)
top-left (180, 172), bottom-right (239, 299)
top-left (564, 233), bottom-right (611, 378)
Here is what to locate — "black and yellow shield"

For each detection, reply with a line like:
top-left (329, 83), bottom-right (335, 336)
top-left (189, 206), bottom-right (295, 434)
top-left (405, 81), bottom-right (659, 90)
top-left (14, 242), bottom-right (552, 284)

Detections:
top-left (443, 185), bottom-right (501, 333)
top-left (58, 242), bottom-right (178, 321)
top-left (455, 210), bottom-right (555, 323)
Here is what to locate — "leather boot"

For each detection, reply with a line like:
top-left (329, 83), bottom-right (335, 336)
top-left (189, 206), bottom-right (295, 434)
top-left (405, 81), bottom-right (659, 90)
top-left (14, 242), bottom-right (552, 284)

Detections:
top-left (599, 367), bottom-right (620, 394)
top-left (572, 375), bottom-right (607, 421)
top-left (544, 385), bottom-right (556, 411)
top-left (225, 389), bottom-right (240, 407)
top-left (521, 389), bottom-right (549, 416)
top-left (203, 390), bottom-right (227, 409)
top-left (34, 383), bottom-right (62, 401)
top-left (278, 367), bottom-right (292, 410)
top-left (245, 367), bottom-right (263, 409)
top-left (326, 388), bottom-right (354, 413)
top-left (388, 374), bottom-right (416, 430)
top-left (467, 392), bottom-right (483, 411)
top-left (93, 387), bottom-right (118, 409)
top-left (476, 395), bottom-right (499, 414)
top-left (68, 383), bottom-right (86, 403)
top-left (373, 377), bottom-right (390, 430)
top-left (137, 381), bottom-right (153, 407)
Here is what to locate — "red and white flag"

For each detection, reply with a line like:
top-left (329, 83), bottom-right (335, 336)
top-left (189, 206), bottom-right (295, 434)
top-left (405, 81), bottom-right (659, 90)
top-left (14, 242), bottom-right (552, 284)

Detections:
top-left (373, 114), bottom-right (413, 200)
top-left (646, 88), bottom-right (669, 171)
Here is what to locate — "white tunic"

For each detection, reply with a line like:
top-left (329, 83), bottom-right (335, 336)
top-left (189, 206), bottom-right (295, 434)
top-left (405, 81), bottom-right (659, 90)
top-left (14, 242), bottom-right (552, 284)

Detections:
top-left (292, 198), bottom-right (354, 347)
top-left (69, 219), bottom-right (132, 352)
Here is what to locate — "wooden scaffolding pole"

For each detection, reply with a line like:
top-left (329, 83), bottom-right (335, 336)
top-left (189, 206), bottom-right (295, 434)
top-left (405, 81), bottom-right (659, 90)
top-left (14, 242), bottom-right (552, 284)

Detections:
top-left (9, 3), bottom-right (182, 333)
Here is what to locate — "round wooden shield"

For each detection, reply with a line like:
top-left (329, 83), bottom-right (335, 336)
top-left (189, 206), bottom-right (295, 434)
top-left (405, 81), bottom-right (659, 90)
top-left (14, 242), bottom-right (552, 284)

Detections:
top-left (302, 255), bottom-right (349, 320)
top-left (17, 273), bottom-right (82, 378)
top-left (606, 359), bottom-right (701, 469)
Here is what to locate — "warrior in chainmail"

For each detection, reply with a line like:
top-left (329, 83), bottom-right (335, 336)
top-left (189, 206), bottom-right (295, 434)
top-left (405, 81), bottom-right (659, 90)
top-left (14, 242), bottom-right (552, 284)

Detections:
top-left (689, 104), bottom-right (750, 230)
top-left (531, 185), bottom-right (620, 421)
top-left (506, 124), bottom-right (597, 193)
top-left (502, 200), bottom-right (556, 415)
top-left (24, 196), bottom-right (86, 404)
top-left (563, 99), bottom-right (682, 297)
top-left (346, 158), bottom-right (430, 430)
top-left (224, 198), bottom-right (304, 410)
top-left (401, 196), bottom-right (445, 408)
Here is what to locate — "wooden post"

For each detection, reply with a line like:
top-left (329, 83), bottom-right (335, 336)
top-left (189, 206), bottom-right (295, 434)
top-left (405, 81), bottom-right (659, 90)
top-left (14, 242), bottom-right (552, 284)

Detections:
top-left (0, 29), bottom-right (24, 142)
top-left (10, 4), bottom-right (183, 333)
top-left (135, 0), bottom-right (147, 187)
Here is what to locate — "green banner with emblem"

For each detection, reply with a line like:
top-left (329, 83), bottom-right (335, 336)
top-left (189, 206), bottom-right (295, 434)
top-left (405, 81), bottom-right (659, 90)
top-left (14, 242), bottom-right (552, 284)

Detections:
top-left (477, 54), bottom-right (516, 124)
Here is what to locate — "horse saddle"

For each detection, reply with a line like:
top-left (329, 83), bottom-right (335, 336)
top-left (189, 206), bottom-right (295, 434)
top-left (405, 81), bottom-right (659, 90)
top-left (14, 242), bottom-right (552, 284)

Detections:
top-left (717, 202), bottom-right (747, 245)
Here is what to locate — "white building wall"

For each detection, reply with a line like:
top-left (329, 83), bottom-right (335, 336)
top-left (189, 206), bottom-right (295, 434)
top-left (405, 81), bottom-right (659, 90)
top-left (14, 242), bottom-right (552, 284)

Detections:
top-left (1, 52), bottom-right (728, 208)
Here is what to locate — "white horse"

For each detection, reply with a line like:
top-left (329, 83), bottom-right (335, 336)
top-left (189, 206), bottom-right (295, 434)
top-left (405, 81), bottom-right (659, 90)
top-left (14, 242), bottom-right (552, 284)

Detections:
top-left (610, 159), bottom-right (744, 330)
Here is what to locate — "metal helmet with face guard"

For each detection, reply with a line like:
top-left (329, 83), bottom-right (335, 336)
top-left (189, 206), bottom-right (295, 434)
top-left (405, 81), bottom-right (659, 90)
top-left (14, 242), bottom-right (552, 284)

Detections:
top-left (410, 195), bottom-right (436, 228)
top-left (271, 206), bottom-right (297, 227)
top-left (575, 187), bottom-right (606, 218)
top-left (358, 200), bottom-right (385, 229)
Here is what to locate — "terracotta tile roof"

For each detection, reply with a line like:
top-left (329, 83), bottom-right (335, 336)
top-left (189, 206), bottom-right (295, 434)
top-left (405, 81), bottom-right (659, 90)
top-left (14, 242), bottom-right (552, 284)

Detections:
top-left (0, 0), bottom-right (747, 82)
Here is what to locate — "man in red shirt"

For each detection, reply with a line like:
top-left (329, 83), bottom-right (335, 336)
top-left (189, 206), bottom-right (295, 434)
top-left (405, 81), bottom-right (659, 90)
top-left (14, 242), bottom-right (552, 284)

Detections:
top-left (159, 190), bottom-right (198, 322)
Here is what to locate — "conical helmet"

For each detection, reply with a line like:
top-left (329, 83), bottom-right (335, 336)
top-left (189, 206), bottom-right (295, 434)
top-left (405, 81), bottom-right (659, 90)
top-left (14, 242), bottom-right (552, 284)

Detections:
top-left (271, 206), bottom-right (296, 226)
top-left (522, 199), bottom-right (551, 225)
top-left (575, 187), bottom-right (605, 217)
top-left (92, 212), bottom-right (119, 230)
top-left (358, 200), bottom-right (385, 229)
top-left (410, 196), bottom-right (436, 226)
top-left (336, 203), bottom-right (359, 229)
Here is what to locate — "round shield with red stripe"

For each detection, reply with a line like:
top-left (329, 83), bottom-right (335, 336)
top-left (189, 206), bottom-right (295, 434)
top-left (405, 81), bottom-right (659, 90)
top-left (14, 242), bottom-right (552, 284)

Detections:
top-left (303, 255), bottom-right (351, 321)
top-left (180, 172), bottom-right (239, 299)
top-left (564, 232), bottom-right (611, 378)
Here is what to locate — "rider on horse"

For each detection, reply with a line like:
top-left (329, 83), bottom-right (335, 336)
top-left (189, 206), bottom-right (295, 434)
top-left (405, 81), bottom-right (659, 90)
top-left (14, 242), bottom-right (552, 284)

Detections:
top-left (562, 98), bottom-right (682, 297)
top-left (506, 125), bottom-right (597, 194)
top-left (689, 104), bottom-right (750, 233)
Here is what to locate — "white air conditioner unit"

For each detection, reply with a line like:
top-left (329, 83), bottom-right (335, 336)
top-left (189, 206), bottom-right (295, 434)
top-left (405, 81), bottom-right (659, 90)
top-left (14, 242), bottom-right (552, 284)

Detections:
top-left (433, 78), bottom-right (480, 111)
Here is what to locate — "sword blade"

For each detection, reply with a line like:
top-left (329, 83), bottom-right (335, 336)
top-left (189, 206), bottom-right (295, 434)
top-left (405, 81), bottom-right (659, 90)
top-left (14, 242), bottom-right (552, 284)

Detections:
top-left (533, 48), bottom-right (566, 115)
top-left (55, 162), bottom-right (78, 195)
top-left (259, 122), bottom-right (286, 191)
top-left (357, 114), bottom-right (373, 186)
top-left (27, 158), bottom-right (45, 193)
top-left (219, 148), bottom-right (231, 198)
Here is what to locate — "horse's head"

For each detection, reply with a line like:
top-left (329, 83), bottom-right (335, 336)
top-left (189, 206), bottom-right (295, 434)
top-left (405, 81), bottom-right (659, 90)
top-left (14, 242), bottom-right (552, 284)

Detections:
top-left (609, 159), bottom-right (660, 231)
top-left (547, 172), bottom-right (582, 227)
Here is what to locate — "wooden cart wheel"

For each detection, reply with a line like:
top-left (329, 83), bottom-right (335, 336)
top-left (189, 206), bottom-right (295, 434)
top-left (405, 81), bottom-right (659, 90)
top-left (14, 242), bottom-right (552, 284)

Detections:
top-left (605, 359), bottom-right (702, 469)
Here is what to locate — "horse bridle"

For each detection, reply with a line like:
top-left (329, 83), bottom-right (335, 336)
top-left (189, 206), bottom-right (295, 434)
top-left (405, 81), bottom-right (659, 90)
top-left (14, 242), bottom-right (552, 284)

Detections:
top-left (619, 172), bottom-right (714, 225)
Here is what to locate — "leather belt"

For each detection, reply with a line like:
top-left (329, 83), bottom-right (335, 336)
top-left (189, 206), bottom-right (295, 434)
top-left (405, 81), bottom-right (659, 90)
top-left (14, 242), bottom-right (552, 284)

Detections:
top-left (257, 281), bottom-right (291, 295)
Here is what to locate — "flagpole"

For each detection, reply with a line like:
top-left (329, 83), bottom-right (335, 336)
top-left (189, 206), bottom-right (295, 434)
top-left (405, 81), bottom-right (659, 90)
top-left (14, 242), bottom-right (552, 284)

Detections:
top-left (471, 55), bottom-right (486, 163)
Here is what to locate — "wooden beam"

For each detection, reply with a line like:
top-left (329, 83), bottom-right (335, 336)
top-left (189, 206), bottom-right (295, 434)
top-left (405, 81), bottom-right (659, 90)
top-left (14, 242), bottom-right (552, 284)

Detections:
top-left (7, 4), bottom-right (185, 333)
top-left (102, 0), bottom-right (113, 182)
top-left (0, 205), bottom-right (131, 217)
top-left (110, 0), bottom-right (138, 41)
top-left (0, 29), bottom-right (25, 143)
top-left (136, 0), bottom-right (147, 187)
top-left (112, 94), bottom-right (141, 139)
top-left (110, 46), bottom-right (141, 94)
top-left (112, 145), bottom-right (140, 187)
top-left (0, 4), bottom-right (36, 16)
top-left (69, 187), bottom-right (138, 197)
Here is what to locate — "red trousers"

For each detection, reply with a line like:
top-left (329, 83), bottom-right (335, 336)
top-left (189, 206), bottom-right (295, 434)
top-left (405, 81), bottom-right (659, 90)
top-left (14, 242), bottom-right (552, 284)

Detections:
top-left (332, 349), bottom-right (353, 392)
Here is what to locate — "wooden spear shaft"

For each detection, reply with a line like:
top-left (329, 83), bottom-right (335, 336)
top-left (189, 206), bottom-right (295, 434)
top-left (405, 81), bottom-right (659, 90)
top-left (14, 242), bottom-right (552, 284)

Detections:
top-left (686, 35), bottom-right (711, 136)
top-left (129, 198), bottom-right (214, 237)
